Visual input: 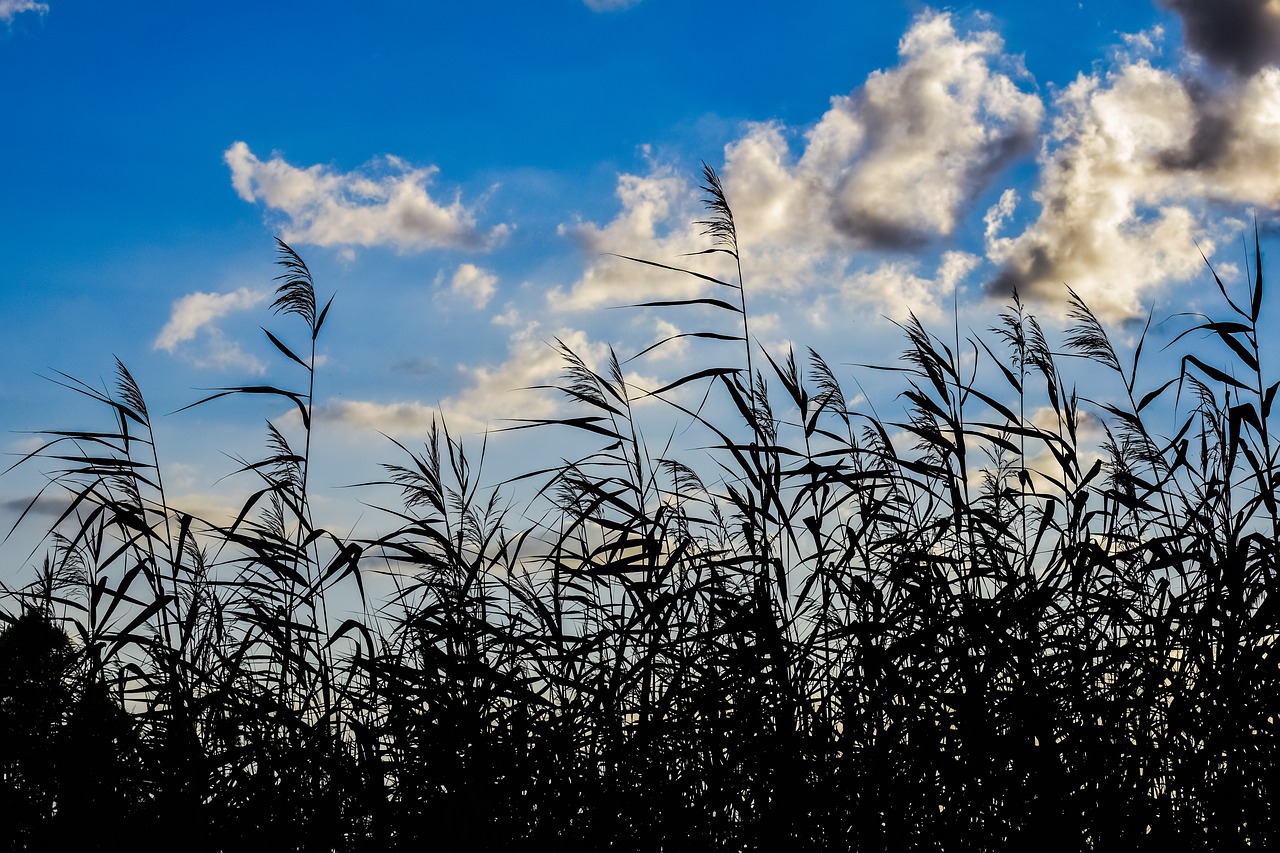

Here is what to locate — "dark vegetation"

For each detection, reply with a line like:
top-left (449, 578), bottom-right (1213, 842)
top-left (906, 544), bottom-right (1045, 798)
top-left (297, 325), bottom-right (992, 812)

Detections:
top-left (3, 166), bottom-right (1277, 850)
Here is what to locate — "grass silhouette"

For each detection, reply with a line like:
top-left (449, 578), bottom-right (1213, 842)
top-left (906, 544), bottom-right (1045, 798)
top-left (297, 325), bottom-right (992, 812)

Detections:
top-left (2, 168), bottom-right (1277, 851)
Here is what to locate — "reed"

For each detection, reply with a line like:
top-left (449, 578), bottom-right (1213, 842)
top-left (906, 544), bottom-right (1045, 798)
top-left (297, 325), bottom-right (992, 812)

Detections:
top-left (2, 173), bottom-right (1276, 851)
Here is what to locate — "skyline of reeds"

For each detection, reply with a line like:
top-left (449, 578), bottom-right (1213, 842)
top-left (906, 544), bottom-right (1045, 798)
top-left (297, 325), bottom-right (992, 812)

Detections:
top-left (3, 165), bottom-right (1278, 851)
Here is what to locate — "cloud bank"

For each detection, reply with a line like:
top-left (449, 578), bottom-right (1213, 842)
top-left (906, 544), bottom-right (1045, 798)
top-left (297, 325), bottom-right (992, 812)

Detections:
top-left (557, 11), bottom-right (1280, 324)
top-left (554, 11), bottom-right (1038, 320)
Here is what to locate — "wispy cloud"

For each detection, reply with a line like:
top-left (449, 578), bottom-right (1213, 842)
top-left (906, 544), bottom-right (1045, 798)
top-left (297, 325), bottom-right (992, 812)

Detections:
top-left (313, 326), bottom-right (612, 438)
top-left (0, 0), bottom-right (47, 23)
top-left (1, 494), bottom-right (64, 520)
top-left (583, 0), bottom-right (640, 11)
top-left (154, 287), bottom-right (265, 351)
top-left (154, 287), bottom-right (269, 374)
top-left (225, 141), bottom-right (510, 253)
top-left (442, 326), bottom-right (611, 435)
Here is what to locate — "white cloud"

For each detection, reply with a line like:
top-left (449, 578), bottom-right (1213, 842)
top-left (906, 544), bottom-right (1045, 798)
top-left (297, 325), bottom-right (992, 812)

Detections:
top-left (443, 326), bottom-right (610, 434)
top-left (966, 404), bottom-right (1072, 496)
top-left (491, 303), bottom-right (522, 326)
top-left (810, 250), bottom-right (979, 326)
top-left (0, 0), bottom-right (47, 23)
top-left (443, 263), bottom-right (498, 309)
top-left (224, 141), bottom-right (510, 253)
top-left (550, 165), bottom-right (708, 313)
top-left (984, 188), bottom-right (1019, 242)
top-left (154, 287), bottom-right (266, 350)
top-left (153, 287), bottom-right (269, 374)
top-left (310, 320), bottom-right (678, 447)
top-left (644, 318), bottom-right (689, 361)
top-left (6, 435), bottom-right (44, 455)
top-left (713, 11), bottom-right (1041, 252)
top-left (195, 330), bottom-right (270, 374)
top-left (1019, 406), bottom-right (1108, 494)
top-left (987, 60), bottom-right (1280, 319)
top-left (1119, 25), bottom-right (1165, 60)
top-left (824, 12), bottom-right (1041, 246)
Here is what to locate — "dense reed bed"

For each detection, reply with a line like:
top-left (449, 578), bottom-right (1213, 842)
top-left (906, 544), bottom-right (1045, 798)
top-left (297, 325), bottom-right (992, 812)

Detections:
top-left (2, 167), bottom-right (1277, 851)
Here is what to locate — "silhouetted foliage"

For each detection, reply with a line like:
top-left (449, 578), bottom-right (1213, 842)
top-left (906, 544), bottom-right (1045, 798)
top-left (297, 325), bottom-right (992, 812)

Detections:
top-left (0, 609), bottom-right (137, 852)
top-left (3, 178), bottom-right (1278, 851)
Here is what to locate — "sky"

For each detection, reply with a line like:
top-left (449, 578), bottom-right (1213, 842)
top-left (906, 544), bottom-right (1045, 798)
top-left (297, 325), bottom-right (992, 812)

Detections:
top-left (4, 0), bottom-right (1280, 568)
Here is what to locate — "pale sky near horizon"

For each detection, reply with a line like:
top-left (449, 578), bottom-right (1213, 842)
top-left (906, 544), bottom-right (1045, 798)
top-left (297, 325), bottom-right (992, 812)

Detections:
top-left (4, 0), bottom-right (1280, 574)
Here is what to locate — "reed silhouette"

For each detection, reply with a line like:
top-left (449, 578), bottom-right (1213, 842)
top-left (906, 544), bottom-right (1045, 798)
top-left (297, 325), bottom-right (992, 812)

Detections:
top-left (2, 167), bottom-right (1277, 851)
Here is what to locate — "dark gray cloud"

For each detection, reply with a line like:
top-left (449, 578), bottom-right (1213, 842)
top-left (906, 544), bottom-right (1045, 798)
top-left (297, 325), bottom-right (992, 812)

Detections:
top-left (392, 356), bottom-right (441, 379)
top-left (1155, 79), bottom-right (1238, 171)
top-left (2, 494), bottom-right (68, 521)
top-left (987, 242), bottom-right (1056, 302)
top-left (1160, 0), bottom-right (1280, 75)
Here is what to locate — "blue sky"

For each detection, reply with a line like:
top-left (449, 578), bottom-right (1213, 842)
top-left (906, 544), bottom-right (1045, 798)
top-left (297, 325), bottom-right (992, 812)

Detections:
top-left (4, 0), bottom-right (1280, 563)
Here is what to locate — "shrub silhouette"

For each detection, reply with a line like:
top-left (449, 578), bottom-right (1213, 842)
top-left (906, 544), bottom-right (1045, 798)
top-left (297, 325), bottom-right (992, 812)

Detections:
top-left (0, 608), bottom-right (137, 852)
top-left (0, 609), bottom-right (73, 848)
